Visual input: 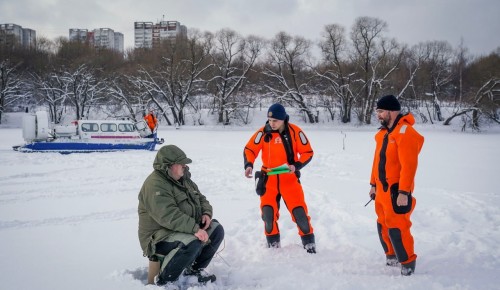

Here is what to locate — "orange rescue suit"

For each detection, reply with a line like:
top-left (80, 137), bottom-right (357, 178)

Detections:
top-left (144, 113), bottom-right (158, 132)
top-left (370, 113), bottom-right (424, 265)
top-left (244, 122), bottom-right (314, 238)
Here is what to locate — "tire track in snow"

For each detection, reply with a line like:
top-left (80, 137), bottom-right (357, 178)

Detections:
top-left (0, 208), bottom-right (136, 231)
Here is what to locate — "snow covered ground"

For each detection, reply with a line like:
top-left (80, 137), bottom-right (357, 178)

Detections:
top-left (1, 116), bottom-right (500, 290)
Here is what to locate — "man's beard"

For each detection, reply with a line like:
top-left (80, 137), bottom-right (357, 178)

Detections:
top-left (379, 116), bottom-right (390, 128)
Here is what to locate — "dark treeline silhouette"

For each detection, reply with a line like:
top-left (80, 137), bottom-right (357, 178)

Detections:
top-left (1, 17), bottom-right (499, 129)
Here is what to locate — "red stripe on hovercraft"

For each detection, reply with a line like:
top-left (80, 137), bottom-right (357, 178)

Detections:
top-left (90, 136), bottom-right (141, 139)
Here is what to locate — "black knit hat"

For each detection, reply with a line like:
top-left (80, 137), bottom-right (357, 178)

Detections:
top-left (376, 95), bottom-right (401, 111)
top-left (267, 103), bottom-right (287, 120)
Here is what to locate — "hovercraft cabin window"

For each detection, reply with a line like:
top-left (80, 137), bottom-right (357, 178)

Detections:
top-left (101, 123), bottom-right (117, 132)
top-left (118, 123), bottom-right (135, 132)
top-left (81, 123), bottom-right (99, 132)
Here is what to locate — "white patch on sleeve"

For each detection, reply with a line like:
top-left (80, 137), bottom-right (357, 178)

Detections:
top-left (299, 132), bottom-right (308, 145)
top-left (400, 125), bottom-right (407, 134)
top-left (155, 191), bottom-right (160, 196)
top-left (254, 131), bottom-right (263, 143)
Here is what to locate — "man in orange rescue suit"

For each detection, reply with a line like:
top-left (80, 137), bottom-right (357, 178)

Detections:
top-left (369, 95), bottom-right (424, 276)
top-left (144, 110), bottom-right (158, 133)
top-left (243, 103), bottom-right (316, 254)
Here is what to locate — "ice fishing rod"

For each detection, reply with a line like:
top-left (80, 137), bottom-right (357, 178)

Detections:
top-left (364, 194), bottom-right (375, 207)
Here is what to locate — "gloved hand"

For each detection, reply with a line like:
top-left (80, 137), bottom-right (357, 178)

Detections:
top-left (369, 186), bottom-right (376, 200)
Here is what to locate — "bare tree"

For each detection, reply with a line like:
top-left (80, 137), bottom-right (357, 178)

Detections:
top-left (390, 42), bottom-right (432, 124)
top-left (59, 64), bottom-right (107, 120)
top-left (444, 78), bottom-right (500, 129)
top-left (264, 31), bottom-right (316, 123)
top-left (155, 37), bottom-right (189, 126)
top-left (31, 71), bottom-right (68, 123)
top-left (208, 29), bottom-right (264, 124)
top-left (130, 68), bottom-right (174, 126)
top-left (125, 31), bottom-right (214, 126)
top-left (421, 41), bottom-right (455, 122)
top-left (107, 75), bottom-right (147, 122)
top-left (396, 43), bottom-right (430, 99)
top-left (452, 39), bottom-right (471, 105)
top-left (36, 36), bottom-right (56, 55)
top-left (350, 16), bottom-right (405, 124)
top-left (317, 23), bottom-right (355, 123)
top-left (174, 29), bottom-right (214, 125)
top-left (0, 60), bottom-right (25, 123)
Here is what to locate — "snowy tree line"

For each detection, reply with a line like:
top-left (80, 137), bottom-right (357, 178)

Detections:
top-left (1, 16), bottom-right (499, 129)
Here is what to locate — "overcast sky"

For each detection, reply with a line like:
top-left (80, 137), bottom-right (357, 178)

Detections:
top-left (1, 0), bottom-right (499, 57)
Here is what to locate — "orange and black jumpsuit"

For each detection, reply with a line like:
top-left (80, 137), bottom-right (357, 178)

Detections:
top-left (244, 121), bottom-right (314, 245)
top-left (370, 113), bottom-right (424, 266)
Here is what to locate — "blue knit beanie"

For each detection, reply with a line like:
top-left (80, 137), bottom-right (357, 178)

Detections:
top-left (267, 103), bottom-right (287, 120)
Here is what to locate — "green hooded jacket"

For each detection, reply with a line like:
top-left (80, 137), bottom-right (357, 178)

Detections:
top-left (138, 145), bottom-right (213, 257)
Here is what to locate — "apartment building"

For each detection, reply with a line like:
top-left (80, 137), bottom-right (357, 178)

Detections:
top-left (134, 22), bottom-right (153, 48)
top-left (69, 29), bottom-right (89, 42)
top-left (114, 32), bottom-right (124, 52)
top-left (69, 28), bottom-right (124, 53)
top-left (134, 20), bottom-right (187, 49)
top-left (0, 23), bottom-right (36, 48)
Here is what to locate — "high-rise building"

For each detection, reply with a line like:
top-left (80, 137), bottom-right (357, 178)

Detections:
top-left (69, 27), bottom-right (124, 53)
top-left (0, 23), bottom-right (36, 49)
top-left (69, 29), bottom-right (89, 42)
top-left (22, 28), bottom-right (36, 48)
top-left (134, 22), bottom-right (153, 48)
top-left (93, 28), bottom-right (115, 50)
top-left (134, 20), bottom-right (187, 49)
top-left (114, 32), bottom-right (124, 52)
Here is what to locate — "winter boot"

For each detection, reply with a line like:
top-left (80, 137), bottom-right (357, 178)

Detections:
top-left (401, 260), bottom-right (416, 276)
top-left (304, 243), bottom-right (316, 254)
top-left (154, 275), bottom-right (180, 290)
top-left (386, 255), bottom-right (399, 267)
top-left (301, 234), bottom-right (316, 254)
top-left (184, 267), bottom-right (216, 284)
top-left (266, 234), bottom-right (281, 248)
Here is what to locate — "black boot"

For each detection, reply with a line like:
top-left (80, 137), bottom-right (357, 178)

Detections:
top-left (401, 260), bottom-right (416, 276)
top-left (266, 234), bottom-right (281, 248)
top-left (301, 234), bottom-right (316, 254)
top-left (386, 255), bottom-right (399, 267)
top-left (184, 267), bottom-right (216, 284)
